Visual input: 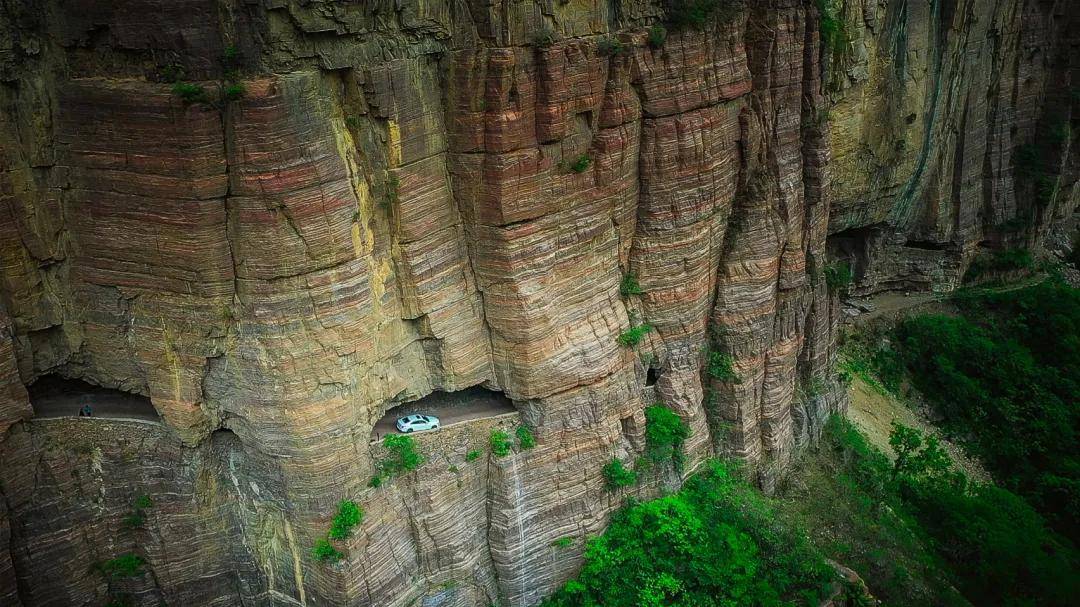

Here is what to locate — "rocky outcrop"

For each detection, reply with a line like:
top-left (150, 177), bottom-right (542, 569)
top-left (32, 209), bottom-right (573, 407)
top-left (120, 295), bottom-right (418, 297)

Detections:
top-left (0, 1), bottom-right (1073, 606)
top-left (825, 0), bottom-right (1079, 293)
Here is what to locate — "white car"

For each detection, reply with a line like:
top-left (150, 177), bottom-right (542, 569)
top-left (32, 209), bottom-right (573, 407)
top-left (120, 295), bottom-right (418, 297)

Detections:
top-left (396, 414), bottom-right (440, 433)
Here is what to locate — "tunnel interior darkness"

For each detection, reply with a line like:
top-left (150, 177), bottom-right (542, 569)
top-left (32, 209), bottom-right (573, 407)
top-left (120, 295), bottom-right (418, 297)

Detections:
top-left (27, 374), bottom-right (157, 420)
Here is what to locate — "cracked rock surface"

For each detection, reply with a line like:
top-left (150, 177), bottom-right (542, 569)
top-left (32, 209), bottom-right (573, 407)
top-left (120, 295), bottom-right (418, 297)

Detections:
top-left (0, 1), bottom-right (1075, 606)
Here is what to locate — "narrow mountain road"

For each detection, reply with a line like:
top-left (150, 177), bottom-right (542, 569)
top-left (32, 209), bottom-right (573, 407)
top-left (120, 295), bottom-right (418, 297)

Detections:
top-left (370, 387), bottom-right (517, 441)
top-left (28, 376), bottom-right (159, 422)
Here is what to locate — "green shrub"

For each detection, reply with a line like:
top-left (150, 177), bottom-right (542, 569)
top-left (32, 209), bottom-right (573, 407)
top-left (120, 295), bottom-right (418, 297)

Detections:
top-left (816, 0), bottom-right (848, 56)
top-left (172, 82), bottom-right (209, 104)
top-left (466, 450), bottom-right (482, 462)
top-left (490, 430), bottom-right (513, 458)
top-left (133, 495), bottom-right (153, 510)
top-left (803, 414), bottom-right (1071, 604)
top-left (122, 513), bottom-right (145, 528)
top-left (569, 154), bottom-right (591, 173)
top-left (381, 434), bottom-right (423, 476)
top-left (328, 500), bottom-right (362, 540)
top-left (1036, 174), bottom-right (1058, 206)
top-left (644, 405), bottom-right (689, 469)
top-left (596, 36), bottom-right (624, 57)
top-left (516, 426), bottom-right (536, 449)
top-left (964, 247), bottom-right (1034, 281)
top-left (100, 554), bottom-right (145, 578)
top-left (1015, 143), bottom-right (1040, 177)
top-left (386, 173), bottom-right (400, 208)
top-left (890, 281), bottom-right (1080, 542)
top-left (824, 260), bottom-right (854, 291)
top-left (664, 0), bottom-right (738, 29)
top-left (368, 475), bottom-right (382, 488)
top-left (647, 25), bottom-right (667, 48)
top-left (705, 350), bottom-right (739, 383)
top-left (223, 83), bottom-right (245, 101)
top-left (619, 274), bottom-right (643, 297)
top-left (884, 424), bottom-right (1079, 606)
top-left (551, 536), bottom-right (574, 548)
top-left (534, 26), bottom-right (556, 48)
top-left (542, 461), bottom-right (835, 606)
top-left (312, 538), bottom-right (344, 563)
top-left (617, 323), bottom-right (652, 347)
top-left (603, 458), bottom-right (638, 490)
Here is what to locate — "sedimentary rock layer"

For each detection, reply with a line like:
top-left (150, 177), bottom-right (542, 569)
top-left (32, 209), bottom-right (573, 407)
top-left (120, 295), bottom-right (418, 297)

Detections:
top-left (0, 1), bottom-right (1074, 606)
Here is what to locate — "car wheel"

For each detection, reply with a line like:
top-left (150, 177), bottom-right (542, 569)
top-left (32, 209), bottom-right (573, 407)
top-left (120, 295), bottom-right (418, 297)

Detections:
top-left (406, 428), bottom-right (413, 433)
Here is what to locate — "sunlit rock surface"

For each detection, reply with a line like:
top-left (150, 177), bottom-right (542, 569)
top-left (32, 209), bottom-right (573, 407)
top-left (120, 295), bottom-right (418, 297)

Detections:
top-left (0, 0), bottom-right (1075, 605)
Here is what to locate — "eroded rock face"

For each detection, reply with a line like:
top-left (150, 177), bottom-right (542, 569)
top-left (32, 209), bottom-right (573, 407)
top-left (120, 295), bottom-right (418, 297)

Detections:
top-left (0, 1), bottom-right (1073, 606)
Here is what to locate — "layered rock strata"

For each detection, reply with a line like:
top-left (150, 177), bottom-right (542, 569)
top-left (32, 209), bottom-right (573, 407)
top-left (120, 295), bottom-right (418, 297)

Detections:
top-left (0, 1), bottom-right (1074, 606)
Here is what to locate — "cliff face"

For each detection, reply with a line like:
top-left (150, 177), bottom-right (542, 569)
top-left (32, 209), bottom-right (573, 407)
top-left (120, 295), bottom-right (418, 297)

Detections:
top-left (0, 1), bottom-right (1074, 606)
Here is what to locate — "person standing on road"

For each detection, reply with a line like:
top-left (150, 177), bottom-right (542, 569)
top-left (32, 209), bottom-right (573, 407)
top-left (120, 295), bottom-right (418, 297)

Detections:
top-left (79, 403), bottom-right (93, 417)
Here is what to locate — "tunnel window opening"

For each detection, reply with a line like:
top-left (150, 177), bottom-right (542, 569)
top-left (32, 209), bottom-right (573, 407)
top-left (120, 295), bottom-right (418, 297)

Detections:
top-left (826, 225), bottom-right (878, 282)
top-left (27, 374), bottom-right (158, 421)
top-left (645, 367), bottom-right (659, 387)
top-left (371, 386), bottom-right (517, 441)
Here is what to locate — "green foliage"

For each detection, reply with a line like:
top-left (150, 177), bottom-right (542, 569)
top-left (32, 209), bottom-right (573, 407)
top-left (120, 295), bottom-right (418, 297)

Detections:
top-left (705, 350), bottom-right (739, 383)
top-left (781, 416), bottom-right (970, 606)
top-left (891, 281), bottom-right (1080, 542)
top-left (368, 475), bottom-right (382, 488)
top-left (619, 273), bottom-right (644, 297)
top-left (644, 405), bottom-right (689, 470)
top-left (596, 36), bottom-right (624, 57)
top-left (386, 173), bottom-right (400, 208)
top-left (964, 247), bottom-right (1034, 281)
top-left (1015, 143), bottom-right (1041, 177)
top-left (490, 430), bottom-right (513, 458)
top-left (122, 513), bottom-right (145, 528)
top-left (543, 461), bottom-right (836, 606)
top-left (100, 554), bottom-right (145, 578)
top-left (516, 426), bottom-right (536, 449)
top-left (824, 260), bottom-right (854, 292)
top-left (664, 0), bottom-right (738, 29)
top-left (328, 500), bottom-right (363, 540)
top-left (534, 26), bottom-right (556, 48)
top-left (884, 424), bottom-right (1080, 607)
top-left (223, 82), bottom-right (245, 101)
top-left (603, 459), bottom-right (638, 490)
top-left (1051, 120), bottom-right (1072, 145)
top-left (816, 0), bottom-right (849, 56)
top-left (551, 536), bottom-right (575, 548)
top-left (122, 494), bottom-right (153, 528)
top-left (381, 434), bottom-right (423, 476)
top-left (345, 115), bottom-right (362, 130)
top-left (172, 82), bottom-right (209, 104)
top-left (1036, 174), bottom-right (1059, 206)
top-left (569, 154), bottom-right (591, 173)
top-left (312, 538), bottom-right (344, 563)
top-left (647, 25), bottom-right (667, 48)
top-left (618, 323), bottom-right (652, 347)
top-left (466, 449), bottom-right (482, 462)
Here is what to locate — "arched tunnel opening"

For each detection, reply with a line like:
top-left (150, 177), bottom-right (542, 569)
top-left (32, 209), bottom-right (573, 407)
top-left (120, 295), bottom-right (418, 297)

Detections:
top-left (370, 386), bottom-right (516, 442)
top-left (26, 374), bottom-right (158, 421)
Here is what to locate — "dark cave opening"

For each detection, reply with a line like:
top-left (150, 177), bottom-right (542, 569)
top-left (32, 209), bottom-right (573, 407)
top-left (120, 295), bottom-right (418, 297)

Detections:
top-left (826, 225), bottom-right (879, 282)
top-left (26, 374), bottom-right (158, 421)
top-left (370, 386), bottom-right (516, 441)
top-left (646, 367), bottom-right (659, 387)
